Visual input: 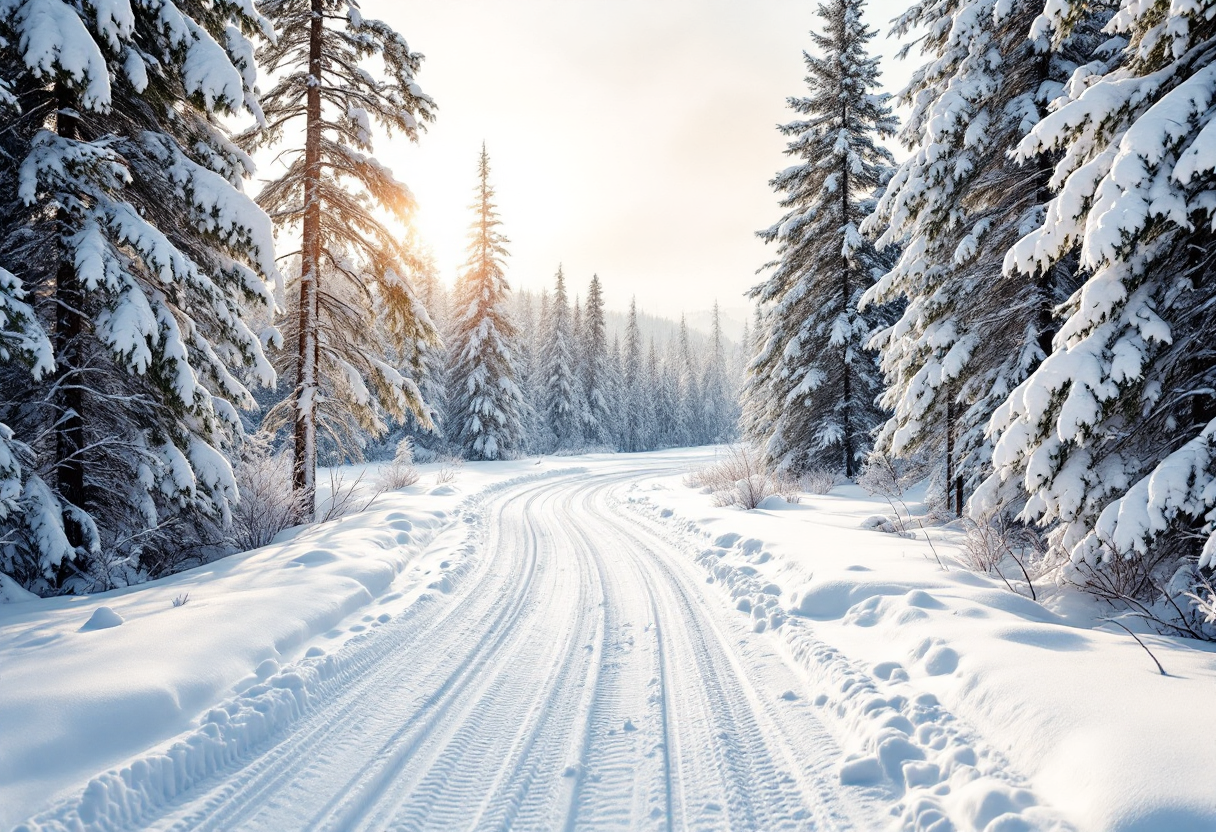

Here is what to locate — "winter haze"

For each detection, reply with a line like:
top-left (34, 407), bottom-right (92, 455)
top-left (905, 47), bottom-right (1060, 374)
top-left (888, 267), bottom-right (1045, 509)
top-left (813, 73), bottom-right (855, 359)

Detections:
top-left (374, 0), bottom-right (914, 323)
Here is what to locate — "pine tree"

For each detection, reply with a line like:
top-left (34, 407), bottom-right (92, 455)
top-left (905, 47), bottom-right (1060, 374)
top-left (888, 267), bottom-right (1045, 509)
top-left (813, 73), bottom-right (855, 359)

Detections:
top-left (677, 317), bottom-right (704, 446)
top-left (973, 0), bottom-right (1216, 585)
top-left (447, 146), bottom-right (525, 461)
top-left (749, 0), bottom-right (897, 477)
top-left (652, 339), bottom-right (680, 449)
top-left (580, 274), bottom-right (613, 446)
top-left (621, 298), bottom-right (646, 452)
top-left (0, 0), bottom-right (279, 590)
top-left (862, 0), bottom-right (1097, 508)
top-left (703, 302), bottom-right (738, 444)
top-left (244, 0), bottom-right (438, 517)
top-left (540, 266), bottom-right (580, 449)
top-left (512, 290), bottom-right (542, 453)
top-left (607, 334), bottom-right (625, 450)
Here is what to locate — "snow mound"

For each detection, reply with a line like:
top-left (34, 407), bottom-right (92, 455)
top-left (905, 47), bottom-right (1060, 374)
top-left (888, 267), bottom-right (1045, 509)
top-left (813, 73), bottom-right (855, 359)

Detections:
top-left (80, 607), bottom-right (124, 631)
top-left (0, 573), bottom-right (37, 604)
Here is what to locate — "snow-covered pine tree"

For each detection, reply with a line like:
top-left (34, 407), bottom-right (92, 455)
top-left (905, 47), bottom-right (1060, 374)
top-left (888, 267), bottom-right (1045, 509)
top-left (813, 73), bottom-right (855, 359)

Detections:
top-left (621, 298), bottom-right (646, 452)
top-left (541, 266), bottom-right (580, 450)
top-left (409, 250), bottom-right (450, 454)
top-left (446, 146), bottom-right (525, 461)
top-left (512, 290), bottom-right (542, 453)
top-left (740, 304), bottom-right (772, 449)
top-left (702, 302), bottom-right (738, 444)
top-left (0, 0), bottom-right (280, 590)
top-left (749, 0), bottom-right (897, 477)
top-left (646, 338), bottom-right (669, 450)
top-left (607, 334), bottom-right (625, 450)
top-left (244, 0), bottom-right (438, 517)
top-left (580, 274), bottom-right (613, 447)
top-left (676, 317), bottom-right (705, 446)
top-left (862, 0), bottom-right (1097, 508)
top-left (661, 336), bottom-right (690, 448)
top-left (972, 0), bottom-right (1216, 593)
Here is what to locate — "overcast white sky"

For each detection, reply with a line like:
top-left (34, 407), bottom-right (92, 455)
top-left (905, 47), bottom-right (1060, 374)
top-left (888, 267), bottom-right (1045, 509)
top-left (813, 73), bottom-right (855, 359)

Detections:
top-left (369, 0), bottom-right (915, 323)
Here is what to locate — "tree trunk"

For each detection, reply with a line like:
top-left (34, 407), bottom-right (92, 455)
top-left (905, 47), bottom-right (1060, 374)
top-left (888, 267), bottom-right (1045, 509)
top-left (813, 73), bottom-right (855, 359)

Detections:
top-left (54, 84), bottom-right (86, 556)
top-left (293, 0), bottom-right (324, 521)
top-left (946, 398), bottom-right (956, 515)
top-left (840, 101), bottom-right (854, 479)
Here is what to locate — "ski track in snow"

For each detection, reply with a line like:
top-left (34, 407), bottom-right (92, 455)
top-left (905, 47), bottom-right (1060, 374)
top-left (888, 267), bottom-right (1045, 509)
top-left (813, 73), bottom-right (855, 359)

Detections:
top-left (17, 466), bottom-right (918, 832)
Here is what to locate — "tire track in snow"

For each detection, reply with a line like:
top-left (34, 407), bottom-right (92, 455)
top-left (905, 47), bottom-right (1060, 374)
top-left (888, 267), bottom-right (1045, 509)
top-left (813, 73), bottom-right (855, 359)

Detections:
top-left (150, 473), bottom-right (585, 832)
top-left (18, 463), bottom-right (888, 832)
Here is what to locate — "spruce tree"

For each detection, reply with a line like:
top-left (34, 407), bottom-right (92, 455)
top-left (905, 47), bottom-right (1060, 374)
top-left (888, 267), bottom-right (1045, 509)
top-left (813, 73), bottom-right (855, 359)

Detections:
top-left (703, 302), bottom-right (738, 444)
top-left (540, 266), bottom-right (580, 449)
top-left (607, 334), bottom-right (625, 450)
top-left (581, 274), bottom-right (613, 446)
top-left (677, 317), bottom-right (704, 446)
top-left (862, 0), bottom-right (1097, 509)
top-left (749, 0), bottom-right (897, 477)
top-left (621, 298), bottom-right (646, 452)
top-left (0, 0), bottom-right (279, 590)
top-left (646, 339), bottom-right (667, 450)
top-left (243, 0), bottom-right (438, 517)
top-left (447, 146), bottom-right (525, 461)
top-left (973, 0), bottom-right (1216, 587)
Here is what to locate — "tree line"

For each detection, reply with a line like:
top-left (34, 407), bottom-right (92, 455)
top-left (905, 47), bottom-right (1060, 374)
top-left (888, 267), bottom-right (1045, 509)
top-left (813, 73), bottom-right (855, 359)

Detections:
top-left (0, 0), bottom-right (740, 595)
top-left (745, 0), bottom-right (1216, 623)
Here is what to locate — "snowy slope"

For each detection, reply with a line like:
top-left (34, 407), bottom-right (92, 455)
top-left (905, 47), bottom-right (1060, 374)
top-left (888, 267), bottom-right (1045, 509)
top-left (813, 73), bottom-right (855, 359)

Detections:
top-left (627, 466), bottom-right (1216, 832)
top-left (0, 458), bottom-right (578, 829)
top-left (4, 449), bottom-right (1214, 832)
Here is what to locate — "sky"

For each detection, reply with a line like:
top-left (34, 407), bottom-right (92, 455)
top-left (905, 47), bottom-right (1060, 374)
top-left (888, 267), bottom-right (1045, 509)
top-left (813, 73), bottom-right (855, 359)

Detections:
top-left (368, 0), bottom-right (916, 324)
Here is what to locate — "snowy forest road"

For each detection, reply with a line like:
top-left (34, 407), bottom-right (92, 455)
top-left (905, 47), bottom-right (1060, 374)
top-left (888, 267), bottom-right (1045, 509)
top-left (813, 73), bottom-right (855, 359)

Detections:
top-left (20, 464), bottom-right (883, 832)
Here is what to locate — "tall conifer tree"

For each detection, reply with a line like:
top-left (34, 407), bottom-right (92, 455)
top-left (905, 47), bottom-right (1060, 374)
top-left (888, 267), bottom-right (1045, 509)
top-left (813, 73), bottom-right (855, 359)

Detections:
top-left (0, 0), bottom-right (280, 589)
top-left (975, 0), bottom-right (1216, 585)
top-left (581, 275), bottom-right (612, 446)
top-left (447, 146), bottom-right (524, 461)
top-left (244, 0), bottom-right (438, 517)
top-left (621, 298), bottom-right (645, 452)
top-left (863, 0), bottom-right (1097, 509)
top-left (541, 266), bottom-right (580, 449)
top-left (748, 0), bottom-right (897, 477)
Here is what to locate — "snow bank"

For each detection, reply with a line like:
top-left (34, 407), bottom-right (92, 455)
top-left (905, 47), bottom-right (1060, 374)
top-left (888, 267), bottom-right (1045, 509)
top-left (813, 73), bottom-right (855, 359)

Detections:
top-left (626, 476), bottom-right (1216, 832)
top-left (0, 456), bottom-right (591, 829)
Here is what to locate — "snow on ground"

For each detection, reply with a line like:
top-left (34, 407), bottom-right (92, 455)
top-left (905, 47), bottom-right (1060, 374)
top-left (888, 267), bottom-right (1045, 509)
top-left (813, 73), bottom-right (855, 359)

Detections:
top-left (3, 448), bottom-right (1214, 832)
top-left (626, 459), bottom-right (1216, 832)
top-left (0, 456), bottom-right (581, 829)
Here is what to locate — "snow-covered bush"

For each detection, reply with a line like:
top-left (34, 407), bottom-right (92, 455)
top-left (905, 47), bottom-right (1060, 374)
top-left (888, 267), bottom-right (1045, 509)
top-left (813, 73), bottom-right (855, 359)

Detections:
top-left (229, 433), bottom-right (306, 552)
top-left (379, 439), bottom-right (421, 491)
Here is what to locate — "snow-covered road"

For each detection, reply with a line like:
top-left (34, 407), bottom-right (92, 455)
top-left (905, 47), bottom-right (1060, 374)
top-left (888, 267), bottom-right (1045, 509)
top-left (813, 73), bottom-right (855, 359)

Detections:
top-left (16, 464), bottom-right (883, 832)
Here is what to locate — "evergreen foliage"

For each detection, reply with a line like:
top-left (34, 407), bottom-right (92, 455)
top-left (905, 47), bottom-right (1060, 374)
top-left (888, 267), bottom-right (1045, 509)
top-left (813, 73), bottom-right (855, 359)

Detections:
top-left (972, 0), bottom-right (1216, 583)
top-left (540, 266), bottom-right (580, 450)
top-left (863, 0), bottom-right (1097, 511)
top-left (580, 275), bottom-right (613, 446)
top-left (0, 0), bottom-right (279, 591)
top-left (242, 0), bottom-right (438, 517)
top-left (446, 146), bottom-right (525, 461)
top-left (748, 0), bottom-right (897, 477)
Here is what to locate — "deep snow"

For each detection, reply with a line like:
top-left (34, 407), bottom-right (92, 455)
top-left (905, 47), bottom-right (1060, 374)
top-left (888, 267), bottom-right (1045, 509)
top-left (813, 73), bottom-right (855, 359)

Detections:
top-left (1, 448), bottom-right (1213, 831)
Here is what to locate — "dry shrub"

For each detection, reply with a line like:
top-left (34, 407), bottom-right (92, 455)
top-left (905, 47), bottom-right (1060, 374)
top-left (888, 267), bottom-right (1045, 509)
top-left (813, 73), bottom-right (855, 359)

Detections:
top-left (687, 445), bottom-right (799, 510)
top-left (434, 455), bottom-right (464, 485)
top-left (379, 438), bottom-right (421, 490)
top-left (857, 452), bottom-right (914, 534)
top-left (230, 431), bottom-right (307, 551)
top-left (961, 512), bottom-right (1049, 599)
top-left (799, 467), bottom-right (840, 495)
